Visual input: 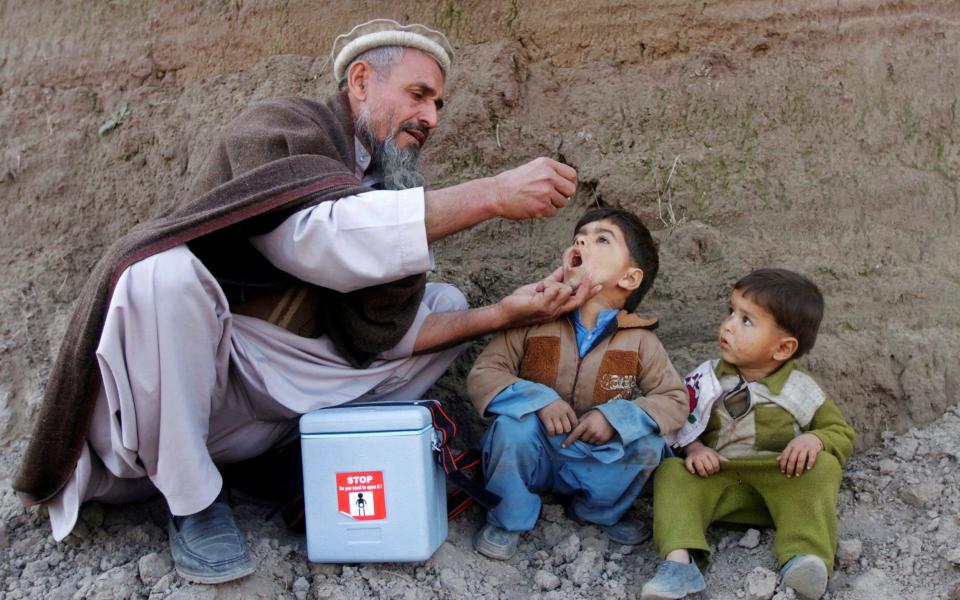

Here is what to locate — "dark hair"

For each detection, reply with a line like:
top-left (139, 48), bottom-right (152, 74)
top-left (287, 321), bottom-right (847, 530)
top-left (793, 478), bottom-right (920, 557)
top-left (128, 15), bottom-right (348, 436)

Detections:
top-left (574, 208), bottom-right (659, 312)
top-left (733, 268), bottom-right (825, 358)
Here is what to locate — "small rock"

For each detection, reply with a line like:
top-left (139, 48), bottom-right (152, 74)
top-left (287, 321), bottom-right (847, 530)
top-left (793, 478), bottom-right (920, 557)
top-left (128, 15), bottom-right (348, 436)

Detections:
top-left (554, 533), bottom-right (581, 564)
top-left (739, 528), bottom-right (762, 549)
top-left (0, 523), bottom-right (8, 549)
top-left (150, 572), bottom-right (176, 596)
top-left (744, 566), bottom-right (777, 600)
top-left (541, 503), bottom-right (565, 523)
top-left (138, 552), bottom-right (173, 586)
top-left (894, 437), bottom-right (919, 460)
top-left (565, 549), bottom-right (602, 586)
top-left (541, 522), bottom-right (566, 547)
top-left (292, 576), bottom-right (310, 594)
top-left (877, 459), bottom-right (899, 475)
top-left (898, 482), bottom-right (943, 508)
top-left (837, 538), bottom-right (863, 563)
top-left (22, 558), bottom-right (50, 579)
top-left (84, 563), bottom-right (139, 600)
top-left (603, 578), bottom-right (628, 599)
top-left (534, 569), bottom-right (561, 591)
top-left (439, 567), bottom-right (467, 596)
top-left (945, 547), bottom-right (960, 565)
top-left (771, 588), bottom-right (797, 600)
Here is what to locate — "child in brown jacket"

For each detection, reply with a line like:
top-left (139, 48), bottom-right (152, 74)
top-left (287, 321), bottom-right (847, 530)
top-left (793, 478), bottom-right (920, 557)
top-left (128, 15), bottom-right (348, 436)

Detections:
top-left (467, 208), bottom-right (688, 560)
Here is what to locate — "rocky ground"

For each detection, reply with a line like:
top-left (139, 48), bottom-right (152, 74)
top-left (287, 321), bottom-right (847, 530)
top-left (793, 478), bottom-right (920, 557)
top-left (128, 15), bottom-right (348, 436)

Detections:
top-left (1, 402), bottom-right (958, 599)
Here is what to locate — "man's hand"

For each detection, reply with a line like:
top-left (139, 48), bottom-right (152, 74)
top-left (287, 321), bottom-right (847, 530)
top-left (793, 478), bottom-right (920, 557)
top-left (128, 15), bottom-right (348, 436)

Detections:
top-left (497, 268), bottom-right (601, 329)
top-left (493, 158), bottom-right (578, 220)
top-left (777, 433), bottom-right (824, 477)
top-left (562, 410), bottom-right (615, 447)
top-left (683, 440), bottom-right (726, 477)
top-left (537, 399), bottom-right (578, 436)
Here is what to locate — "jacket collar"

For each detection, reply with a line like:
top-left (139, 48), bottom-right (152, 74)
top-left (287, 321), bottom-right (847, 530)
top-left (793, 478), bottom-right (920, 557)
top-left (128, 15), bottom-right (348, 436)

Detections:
top-left (715, 359), bottom-right (797, 395)
top-left (615, 310), bottom-right (659, 330)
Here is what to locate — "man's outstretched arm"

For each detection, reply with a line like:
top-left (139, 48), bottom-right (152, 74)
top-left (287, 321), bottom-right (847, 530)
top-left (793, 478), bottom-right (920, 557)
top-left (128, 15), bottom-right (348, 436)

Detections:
top-left (424, 157), bottom-right (577, 242)
top-left (412, 270), bottom-right (600, 354)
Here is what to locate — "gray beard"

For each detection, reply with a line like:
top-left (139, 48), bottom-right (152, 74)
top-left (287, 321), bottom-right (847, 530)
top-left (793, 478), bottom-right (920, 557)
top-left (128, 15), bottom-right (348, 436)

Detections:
top-left (355, 113), bottom-right (425, 191)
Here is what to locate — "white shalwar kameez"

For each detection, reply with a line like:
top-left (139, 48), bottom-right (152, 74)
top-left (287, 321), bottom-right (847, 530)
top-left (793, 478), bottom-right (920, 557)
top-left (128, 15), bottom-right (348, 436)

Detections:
top-left (46, 179), bottom-right (469, 541)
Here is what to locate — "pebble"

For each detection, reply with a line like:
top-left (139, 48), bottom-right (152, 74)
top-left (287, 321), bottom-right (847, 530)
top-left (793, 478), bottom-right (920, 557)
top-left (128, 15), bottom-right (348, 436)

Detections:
top-left (739, 528), bottom-right (761, 549)
top-left (439, 567), bottom-right (467, 596)
top-left (898, 482), bottom-right (943, 508)
top-left (541, 523), bottom-right (566, 547)
top-left (877, 459), bottom-right (899, 475)
top-left (837, 538), bottom-right (863, 563)
top-left (554, 534), bottom-right (581, 564)
top-left (945, 548), bottom-right (960, 566)
top-left (744, 566), bottom-right (777, 600)
top-left (534, 569), bottom-right (561, 591)
top-left (137, 552), bottom-right (172, 586)
top-left (565, 548), bottom-right (602, 585)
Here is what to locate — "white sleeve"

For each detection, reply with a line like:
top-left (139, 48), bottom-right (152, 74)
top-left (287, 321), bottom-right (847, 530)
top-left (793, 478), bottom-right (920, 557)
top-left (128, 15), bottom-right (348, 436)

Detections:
top-left (249, 188), bottom-right (431, 293)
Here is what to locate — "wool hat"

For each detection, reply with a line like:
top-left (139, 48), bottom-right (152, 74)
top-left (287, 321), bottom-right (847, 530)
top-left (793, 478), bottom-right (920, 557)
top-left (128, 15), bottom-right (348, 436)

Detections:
top-left (332, 18), bottom-right (454, 84)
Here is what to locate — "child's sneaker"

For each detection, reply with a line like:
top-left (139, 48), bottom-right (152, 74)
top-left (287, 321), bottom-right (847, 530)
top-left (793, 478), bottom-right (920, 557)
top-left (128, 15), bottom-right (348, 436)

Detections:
top-left (473, 523), bottom-right (519, 560)
top-left (603, 517), bottom-right (651, 545)
top-left (640, 559), bottom-right (706, 599)
top-left (779, 554), bottom-right (828, 599)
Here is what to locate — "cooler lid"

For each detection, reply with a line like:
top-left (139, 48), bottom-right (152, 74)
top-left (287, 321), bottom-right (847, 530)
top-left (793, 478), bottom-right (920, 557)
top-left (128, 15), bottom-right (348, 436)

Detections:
top-left (299, 403), bottom-right (433, 435)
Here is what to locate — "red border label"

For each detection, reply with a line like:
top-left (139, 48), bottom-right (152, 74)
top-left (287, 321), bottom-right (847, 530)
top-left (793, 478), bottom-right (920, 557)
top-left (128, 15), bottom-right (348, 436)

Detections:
top-left (336, 471), bottom-right (386, 520)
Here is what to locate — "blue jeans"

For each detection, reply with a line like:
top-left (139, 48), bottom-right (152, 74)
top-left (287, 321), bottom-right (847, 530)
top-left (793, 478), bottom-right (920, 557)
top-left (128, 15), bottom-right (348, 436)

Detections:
top-left (481, 413), bottom-right (666, 531)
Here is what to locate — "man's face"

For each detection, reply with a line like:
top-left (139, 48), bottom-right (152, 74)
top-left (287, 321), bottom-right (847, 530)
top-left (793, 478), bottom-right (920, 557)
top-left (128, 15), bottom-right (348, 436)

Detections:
top-left (359, 49), bottom-right (445, 150)
top-left (562, 219), bottom-right (638, 291)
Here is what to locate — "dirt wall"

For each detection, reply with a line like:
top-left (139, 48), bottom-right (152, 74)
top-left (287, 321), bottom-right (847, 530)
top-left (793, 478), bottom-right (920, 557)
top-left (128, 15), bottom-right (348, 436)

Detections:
top-left (2, 0), bottom-right (959, 459)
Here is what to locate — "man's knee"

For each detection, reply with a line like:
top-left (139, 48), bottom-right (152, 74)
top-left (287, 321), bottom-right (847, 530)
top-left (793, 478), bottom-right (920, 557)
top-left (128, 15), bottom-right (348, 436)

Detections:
top-left (125, 246), bottom-right (209, 301)
top-left (424, 282), bottom-right (468, 313)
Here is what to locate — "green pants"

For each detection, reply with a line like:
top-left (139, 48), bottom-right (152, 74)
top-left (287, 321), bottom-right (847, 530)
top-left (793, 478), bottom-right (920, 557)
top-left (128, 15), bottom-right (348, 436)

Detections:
top-left (652, 454), bottom-right (841, 575)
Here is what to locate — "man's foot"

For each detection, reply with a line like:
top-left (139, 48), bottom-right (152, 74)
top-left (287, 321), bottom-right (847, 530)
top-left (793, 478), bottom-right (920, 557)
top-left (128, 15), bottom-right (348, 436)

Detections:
top-left (603, 516), bottom-right (652, 545)
top-left (473, 523), bottom-right (520, 560)
top-left (780, 554), bottom-right (828, 599)
top-left (640, 559), bottom-right (706, 599)
top-left (168, 495), bottom-right (256, 584)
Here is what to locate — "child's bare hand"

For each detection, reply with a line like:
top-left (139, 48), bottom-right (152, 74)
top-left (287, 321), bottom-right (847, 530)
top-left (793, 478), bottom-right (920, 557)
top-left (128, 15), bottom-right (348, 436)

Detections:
top-left (537, 399), bottom-right (578, 436)
top-left (684, 440), bottom-right (726, 477)
top-left (777, 433), bottom-right (824, 477)
top-left (562, 410), bottom-right (615, 447)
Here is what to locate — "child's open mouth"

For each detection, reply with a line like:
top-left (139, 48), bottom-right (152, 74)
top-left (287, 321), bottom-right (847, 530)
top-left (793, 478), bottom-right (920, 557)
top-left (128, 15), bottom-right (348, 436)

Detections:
top-left (568, 249), bottom-right (583, 268)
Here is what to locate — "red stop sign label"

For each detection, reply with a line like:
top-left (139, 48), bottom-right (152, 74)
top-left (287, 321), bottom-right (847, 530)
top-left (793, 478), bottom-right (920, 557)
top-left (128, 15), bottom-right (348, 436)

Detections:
top-left (336, 471), bottom-right (386, 520)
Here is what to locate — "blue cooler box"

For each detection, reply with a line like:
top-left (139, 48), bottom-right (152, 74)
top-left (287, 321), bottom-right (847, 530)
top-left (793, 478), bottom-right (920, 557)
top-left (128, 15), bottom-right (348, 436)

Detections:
top-left (299, 403), bottom-right (448, 562)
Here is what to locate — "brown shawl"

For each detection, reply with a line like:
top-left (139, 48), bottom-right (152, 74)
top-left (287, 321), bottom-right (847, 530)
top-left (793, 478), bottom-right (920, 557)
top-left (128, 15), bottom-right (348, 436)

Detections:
top-left (14, 93), bottom-right (426, 505)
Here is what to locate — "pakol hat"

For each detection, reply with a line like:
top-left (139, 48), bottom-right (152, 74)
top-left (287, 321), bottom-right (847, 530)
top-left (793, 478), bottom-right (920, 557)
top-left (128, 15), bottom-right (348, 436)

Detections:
top-left (332, 18), bottom-right (454, 84)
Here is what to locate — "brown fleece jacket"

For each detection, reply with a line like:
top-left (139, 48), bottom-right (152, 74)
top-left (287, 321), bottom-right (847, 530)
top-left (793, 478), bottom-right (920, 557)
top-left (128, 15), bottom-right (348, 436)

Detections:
top-left (467, 311), bottom-right (689, 434)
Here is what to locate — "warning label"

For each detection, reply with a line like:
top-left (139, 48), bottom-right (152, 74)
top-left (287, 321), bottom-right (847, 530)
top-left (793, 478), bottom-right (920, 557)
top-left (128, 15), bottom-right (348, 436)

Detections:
top-left (336, 471), bottom-right (386, 520)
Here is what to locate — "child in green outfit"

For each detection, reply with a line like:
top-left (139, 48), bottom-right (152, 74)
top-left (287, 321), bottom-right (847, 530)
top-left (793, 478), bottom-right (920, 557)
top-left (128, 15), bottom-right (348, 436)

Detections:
top-left (640, 269), bottom-right (856, 600)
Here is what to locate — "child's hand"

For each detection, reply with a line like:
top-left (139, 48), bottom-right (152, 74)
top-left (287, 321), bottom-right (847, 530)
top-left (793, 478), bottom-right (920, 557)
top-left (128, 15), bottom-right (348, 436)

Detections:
top-left (562, 410), bottom-right (615, 447)
top-left (537, 399), bottom-right (578, 436)
top-left (683, 440), bottom-right (726, 477)
top-left (777, 433), bottom-right (824, 477)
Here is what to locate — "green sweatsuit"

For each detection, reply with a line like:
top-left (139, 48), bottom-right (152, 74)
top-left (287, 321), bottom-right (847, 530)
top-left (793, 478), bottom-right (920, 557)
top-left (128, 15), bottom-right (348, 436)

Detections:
top-left (652, 360), bottom-right (855, 574)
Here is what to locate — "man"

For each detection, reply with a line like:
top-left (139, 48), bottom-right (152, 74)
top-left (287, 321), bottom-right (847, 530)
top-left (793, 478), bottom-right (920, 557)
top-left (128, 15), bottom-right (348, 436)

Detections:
top-left (14, 19), bottom-right (594, 583)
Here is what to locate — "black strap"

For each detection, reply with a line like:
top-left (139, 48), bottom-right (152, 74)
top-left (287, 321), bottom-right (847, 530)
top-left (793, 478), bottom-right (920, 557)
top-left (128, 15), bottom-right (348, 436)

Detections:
top-left (420, 400), bottom-right (501, 513)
